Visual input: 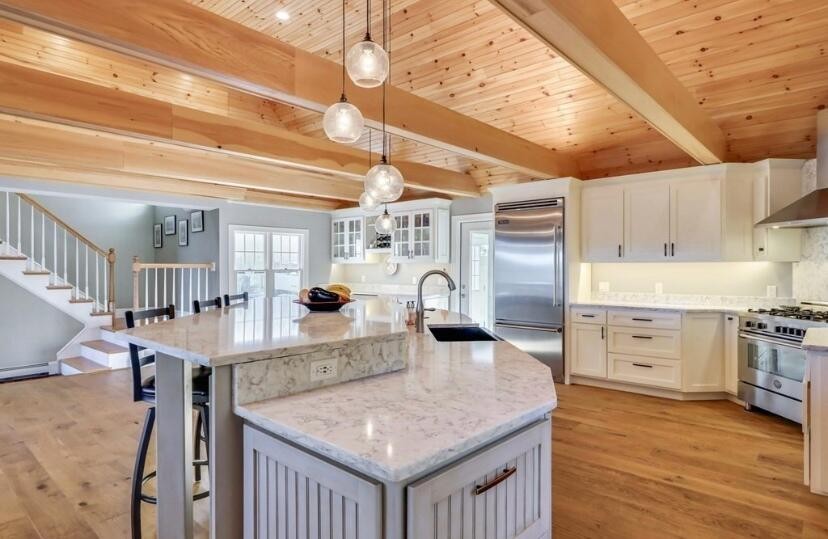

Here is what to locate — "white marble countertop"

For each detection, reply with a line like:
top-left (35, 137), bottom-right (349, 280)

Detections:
top-left (236, 312), bottom-right (556, 483)
top-left (804, 328), bottom-right (828, 352)
top-left (336, 282), bottom-right (450, 298)
top-left (120, 296), bottom-right (409, 367)
top-left (571, 300), bottom-right (750, 313)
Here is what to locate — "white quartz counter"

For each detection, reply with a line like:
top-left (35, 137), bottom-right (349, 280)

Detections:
top-left (336, 282), bottom-right (450, 298)
top-left (120, 296), bottom-right (408, 367)
top-left (571, 300), bottom-right (749, 314)
top-left (236, 315), bottom-right (557, 483)
top-left (803, 328), bottom-right (828, 352)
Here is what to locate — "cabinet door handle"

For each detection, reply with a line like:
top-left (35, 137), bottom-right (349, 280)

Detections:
top-left (632, 363), bottom-right (653, 368)
top-left (631, 318), bottom-right (653, 322)
top-left (601, 326), bottom-right (605, 339)
top-left (474, 467), bottom-right (517, 496)
top-left (618, 244), bottom-right (622, 258)
top-left (664, 243), bottom-right (667, 257)
top-left (631, 335), bottom-right (653, 340)
top-left (671, 242), bottom-right (675, 257)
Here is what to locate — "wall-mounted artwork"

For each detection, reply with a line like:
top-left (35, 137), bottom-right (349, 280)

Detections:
top-left (191, 210), bottom-right (204, 233)
top-left (153, 223), bottom-right (163, 248)
top-left (178, 219), bottom-right (189, 247)
top-left (164, 215), bottom-right (176, 235)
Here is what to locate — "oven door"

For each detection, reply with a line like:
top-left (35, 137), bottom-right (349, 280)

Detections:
top-left (738, 333), bottom-right (805, 401)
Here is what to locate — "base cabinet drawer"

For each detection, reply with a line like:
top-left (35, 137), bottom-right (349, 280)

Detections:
top-left (571, 307), bottom-right (606, 325)
top-left (407, 419), bottom-right (551, 539)
top-left (244, 426), bottom-right (382, 539)
top-left (607, 353), bottom-right (682, 389)
top-left (607, 326), bottom-right (681, 359)
top-left (607, 309), bottom-right (681, 330)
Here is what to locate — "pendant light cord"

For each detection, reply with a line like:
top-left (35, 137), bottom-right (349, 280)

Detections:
top-left (381, 0), bottom-right (389, 160)
top-left (340, 0), bottom-right (347, 101)
top-left (365, 0), bottom-right (371, 40)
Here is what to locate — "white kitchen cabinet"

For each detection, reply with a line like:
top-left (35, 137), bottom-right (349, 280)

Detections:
top-left (624, 181), bottom-right (671, 261)
top-left (581, 186), bottom-right (624, 261)
top-left (724, 314), bottom-right (739, 395)
top-left (670, 176), bottom-right (722, 261)
top-left (571, 322), bottom-right (607, 378)
top-left (390, 204), bottom-right (450, 264)
top-left (682, 312), bottom-right (725, 393)
top-left (331, 216), bottom-right (364, 264)
top-left (752, 159), bottom-right (804, 262)
top-left (581, 164), bottom-right (756, 262)
top-left (407, 419), bottom-right (550, 539)
top-left (607, 353), bottom-right (682, 390)
top-left (244, 426), bottom-right (382, 539)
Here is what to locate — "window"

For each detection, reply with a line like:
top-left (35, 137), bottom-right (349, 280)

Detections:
top-left (230, 226), bottom-right (308, 299)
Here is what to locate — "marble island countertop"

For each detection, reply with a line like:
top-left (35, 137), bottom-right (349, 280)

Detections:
top-left (236, 311), bottom-right (557, 483)
top-left (120, 296), bottom-right (409, 367)
top-left (571, 300), bottom-right (750, 313)
top-left (803, 328), bottom-right (828, 352)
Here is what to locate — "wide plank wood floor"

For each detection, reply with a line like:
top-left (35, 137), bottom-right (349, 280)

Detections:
top-left (0, 371), bottom-right (826, 538)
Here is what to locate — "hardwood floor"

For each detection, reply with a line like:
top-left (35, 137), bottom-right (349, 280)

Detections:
top-left (0, 371), bottom-right (826, 538)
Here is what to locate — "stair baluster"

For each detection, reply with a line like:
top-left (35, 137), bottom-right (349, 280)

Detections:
top-left (4, 192), bottom-right (9, 253)
top-left (52, 220), bottom-right (57, 285)
top-left (29, 203), bottom-right (33, 269)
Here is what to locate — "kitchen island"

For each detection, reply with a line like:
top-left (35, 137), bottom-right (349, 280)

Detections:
top-left (121, 296), bottom-right (556, 538)
top-left (801, 329), bottom-right (828, 497)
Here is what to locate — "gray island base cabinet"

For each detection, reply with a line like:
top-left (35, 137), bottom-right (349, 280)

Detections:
top-left (243, 419), bottom-right (552, 538)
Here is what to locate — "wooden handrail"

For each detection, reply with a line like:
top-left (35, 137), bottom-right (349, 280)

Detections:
top-left (17, 193), bottom-right (107, 256)
top-left (132, 257), bottom-right (217, 311)
top-left (132, 261), bottom-right (216, 271)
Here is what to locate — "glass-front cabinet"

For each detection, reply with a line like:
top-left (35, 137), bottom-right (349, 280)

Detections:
top-left (331, 216), bottom-right (363, 263)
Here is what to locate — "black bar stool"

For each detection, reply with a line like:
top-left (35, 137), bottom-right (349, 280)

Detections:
top-left (125, 305), bottom-right (210, 539)
top-left (193, 296), bottom-right (222, 314)
top-left (223, 291), bottom-right (249, 307)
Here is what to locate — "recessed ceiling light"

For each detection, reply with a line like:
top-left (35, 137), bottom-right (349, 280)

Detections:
top-left (276, 9), bottom-right (290, 21)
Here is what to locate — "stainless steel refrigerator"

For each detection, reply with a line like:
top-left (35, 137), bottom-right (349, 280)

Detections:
top-left (494, 198), bottom-right (565, 381)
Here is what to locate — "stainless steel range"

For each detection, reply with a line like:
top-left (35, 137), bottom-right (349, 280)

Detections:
top-left (738, 304), bottom-right (828, 423)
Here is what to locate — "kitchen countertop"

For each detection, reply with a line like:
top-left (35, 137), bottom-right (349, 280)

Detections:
top-left (336, 282), bottom-right (450, 297)
top-left (120, 295), bottom-right (409, 367)
top-left (803, 328), bottom-right (828, 352)
top-left (571, 300), bottom-right (750, 313)
top-left (235, 309), bottom-right (557, 483)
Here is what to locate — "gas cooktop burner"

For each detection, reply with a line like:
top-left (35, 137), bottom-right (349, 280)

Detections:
top-left (747, 305), bottom-right (828, 322)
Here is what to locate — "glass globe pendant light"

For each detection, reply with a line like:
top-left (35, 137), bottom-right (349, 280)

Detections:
top-left (374, 206), bottom-right (396, 235)
top-left (359, 190), bottom-right (379, 211)
top-left (324, 0), bottom-right (364, 143)
top-left (345, 0), bottom-right (389, 88)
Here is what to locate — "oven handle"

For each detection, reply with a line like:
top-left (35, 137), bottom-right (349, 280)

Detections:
top-left (738, 333), bottom-right (802, 349)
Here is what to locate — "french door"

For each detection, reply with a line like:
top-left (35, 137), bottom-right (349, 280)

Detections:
top-left (458, 219), bottom-right (494, 329)
top-left (229, 225), bottom-right (309, 299)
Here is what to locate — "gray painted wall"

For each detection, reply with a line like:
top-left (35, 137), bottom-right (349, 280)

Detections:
top-left (451, 193), bottom-right (493, 216)
top-left (218, 202), bottom-right (332, 293)
top-left (0, 274), bottom-right (83, 370)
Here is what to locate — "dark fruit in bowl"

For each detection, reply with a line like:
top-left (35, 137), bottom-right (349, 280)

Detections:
top-left (308, 287), bottom-right (340, 303)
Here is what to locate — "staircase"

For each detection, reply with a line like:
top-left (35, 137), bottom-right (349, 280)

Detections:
top-left (0, 192), bottom-right (124, 378)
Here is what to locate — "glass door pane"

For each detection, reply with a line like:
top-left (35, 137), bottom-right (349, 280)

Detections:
top-left (393, 214), bottom-right (411, 258)
top-left (412, 211), bottom-right (431, 258)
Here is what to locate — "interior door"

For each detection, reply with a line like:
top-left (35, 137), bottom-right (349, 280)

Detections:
top-left (459, 220), bottom-right (493, 329)
top-left (582, 186), bottom-right (624, 261)
top-left (670, 177), bottom-right (721, 261)
top-left (624, 182), bottom-right (670, 261)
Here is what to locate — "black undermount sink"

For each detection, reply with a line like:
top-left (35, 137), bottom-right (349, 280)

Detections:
top-left (428, 325), bottom-right (500, 342)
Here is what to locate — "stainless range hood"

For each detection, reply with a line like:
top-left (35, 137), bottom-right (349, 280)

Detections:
top-left (758, 110), bottom-right (828, 228)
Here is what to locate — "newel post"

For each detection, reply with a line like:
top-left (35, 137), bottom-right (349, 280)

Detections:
top-left (132, 256), bottom-right (140, 312)
top-left (107, 248), bottom-right (116, 327)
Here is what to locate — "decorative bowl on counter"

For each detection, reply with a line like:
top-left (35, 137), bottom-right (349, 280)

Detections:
top-left (293, 299), bottom-right (354, 312)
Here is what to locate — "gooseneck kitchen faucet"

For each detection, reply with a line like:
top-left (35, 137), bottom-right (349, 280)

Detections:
top-left (416, 270), bottom-right (457, 333)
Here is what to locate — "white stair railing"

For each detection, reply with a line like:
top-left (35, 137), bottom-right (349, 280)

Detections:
top-left (132, 257), bottom-right (216, 315)
top-left (1, 192), bottom-right (116, 325)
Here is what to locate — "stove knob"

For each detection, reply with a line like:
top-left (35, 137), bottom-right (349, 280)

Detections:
top-left (745, 321), bottom-right (754, 328)
top-left (757, 323), bottom-right (767, 330)
top-left (775, 326), bottom-right (782, 333)
top-left (780, 327), bottom-right (789, 334)
top-left (795, 329), bottom-right (805, 337)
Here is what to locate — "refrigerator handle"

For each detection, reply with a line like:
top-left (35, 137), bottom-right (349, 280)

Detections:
top-left (496, 323), bottom-right (563, 333)
top-left (556, 224), bottom-right (564, 307)
top-left (551, 226), bottom-right (557, 308)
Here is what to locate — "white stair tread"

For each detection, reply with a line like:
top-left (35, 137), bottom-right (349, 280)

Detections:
top-left (61, 356), bottom-right (109, 374)
top-left (80, 340), bottom-right (128, 355)
top-left (22, 270), bottom-right (51, 275)
top-left (46, 284), bottom-right (73, 290)
top-left (0, 255), bottom-right (27, 260)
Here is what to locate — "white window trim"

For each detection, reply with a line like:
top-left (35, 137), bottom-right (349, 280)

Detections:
top-left (228, 224), bottom-right (310, 296)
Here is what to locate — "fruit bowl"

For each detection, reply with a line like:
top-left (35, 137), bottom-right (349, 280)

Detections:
top-left (293, 299), bottom-right (354, 312)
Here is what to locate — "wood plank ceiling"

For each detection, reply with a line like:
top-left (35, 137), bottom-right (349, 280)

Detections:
top-left (188, 0), bottom-right (828, 185)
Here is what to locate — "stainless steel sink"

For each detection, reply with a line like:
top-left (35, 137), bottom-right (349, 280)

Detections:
top-left (428, 325), bottom-right (500, 342)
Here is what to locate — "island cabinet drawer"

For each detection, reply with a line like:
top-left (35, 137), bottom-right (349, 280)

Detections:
top-left (571, 307), bottom-right (606, 325)
top-left (243, 426), bottom-right (382, 539)
top-left (607, 353), bottom-right (682, 389)
top-left (607, 327), bottom-right (681, 360)
top-left (607, 309), bottom-right (681, 330)
top-left (407, 419), bottom-right (551, 539)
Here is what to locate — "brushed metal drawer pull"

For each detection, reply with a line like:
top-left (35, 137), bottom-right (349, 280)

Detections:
top-left (581, 314), bottom-right (595, 318)
top-left (474, 467), bottom-right (517, 496)
top-left (632, 363), bottom-right (653, 368)
top-left (631, 335), bottom-right (653, 339)
top-left (631, 318), bottom-right (653, 322)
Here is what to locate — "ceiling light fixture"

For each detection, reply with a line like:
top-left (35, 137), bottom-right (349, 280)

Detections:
top-left (374, 206), bottom-right (396, 235)
top-left (323, 0), bottom-right (364, 143)
top-left (364, 0), bottom-right (403, 203)
top-left (275, 9), bottom-right (290, 21)
top-left (345, 0), bottom-right (389, 88)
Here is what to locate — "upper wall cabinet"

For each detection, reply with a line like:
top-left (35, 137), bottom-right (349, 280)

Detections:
top-left (331, 198), bottom-right (451, 264)
top-left (752, 159), bottom-right (804, 262)
top-left (582, 165), bottom-right (754, 263)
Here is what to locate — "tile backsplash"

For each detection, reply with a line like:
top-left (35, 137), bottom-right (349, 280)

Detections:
top-left (793, 226), bottom-right (828, 301)
top-left (589, 291), bottom-right (795, 309)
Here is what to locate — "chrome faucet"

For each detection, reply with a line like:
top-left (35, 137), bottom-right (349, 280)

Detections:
top-left (416, 270), bottom-right (457, 333)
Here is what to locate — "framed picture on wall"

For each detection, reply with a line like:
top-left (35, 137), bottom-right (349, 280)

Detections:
top-left (191, 210), bottom-right (204, 233)
top-left (178, 219), bottom-right (189, 246)
top-left (164, 215), bottom-right (176, 235)
top-left (153, 223), bottom-right (163, 248)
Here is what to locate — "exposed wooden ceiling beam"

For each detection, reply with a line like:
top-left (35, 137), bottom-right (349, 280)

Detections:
top-left (0, 0), bottom-right (578, 179)
top-left (0, 113), bottom-right (364, 204)
top-left (489, 0), bottom-right (728, 164)
top-left (0, 61), bottom-right (478, 197)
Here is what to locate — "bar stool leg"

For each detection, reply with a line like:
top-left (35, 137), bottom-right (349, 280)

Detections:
top-left (194, 409), bottom-right (203, 482)
top-left (131, 407), bottom-right (155, 539)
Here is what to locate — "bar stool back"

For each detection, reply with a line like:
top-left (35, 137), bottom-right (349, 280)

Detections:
top-left (193, 296), bottom-right (222, 314)
top-left (222, 291), bottom-right (249, 307)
